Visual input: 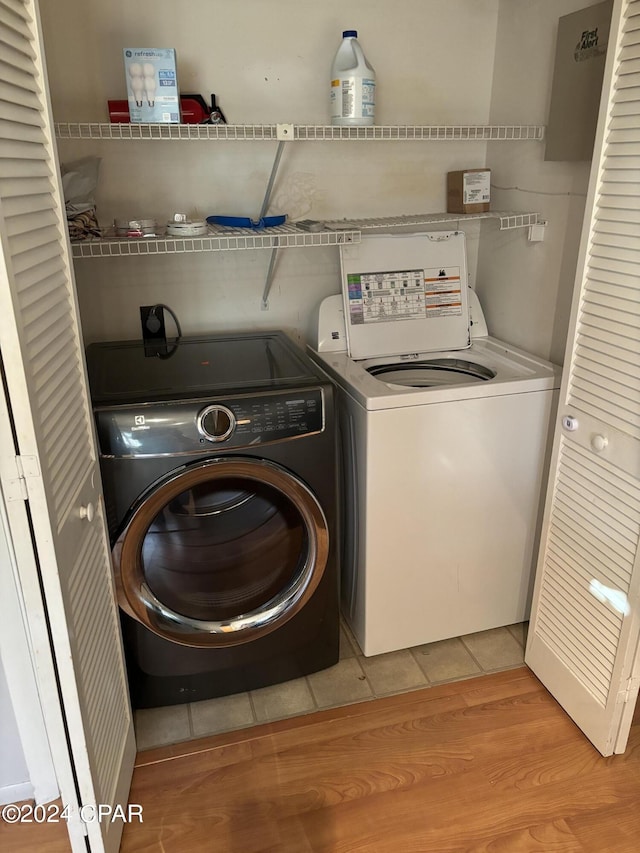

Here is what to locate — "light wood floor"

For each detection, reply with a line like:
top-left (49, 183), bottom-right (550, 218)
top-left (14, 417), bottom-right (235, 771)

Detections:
top-left (126, 667), bottom-right (640, 852)
top-left (3, 667), bottom-right (640, 852)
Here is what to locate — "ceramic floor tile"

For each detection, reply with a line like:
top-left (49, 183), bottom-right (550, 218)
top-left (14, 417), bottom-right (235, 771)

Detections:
top-left (135, 704), bottom-right (190, 750)
top-left (507, 621), bottom-right (529, 648)
top-left (135, 624), bottom-right (529, 746)
top-left (412, 637), bottom-right (482, 683)
top-left (359, 649), bottom-right (428, 696)
top-left (190, 691), bottom-right (255, 737)
top-left (461, 627), bottom-right (525, 671)
top-left (307, 657), bottom-right (373, 708)
top-left (251, 677), bottom-right (316, 723)
top-left (339, 624), bottom-right (359, 660)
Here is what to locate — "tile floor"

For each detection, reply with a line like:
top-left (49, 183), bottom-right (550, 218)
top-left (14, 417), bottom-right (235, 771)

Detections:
top-left (135, 621), bottom-right (529, 750)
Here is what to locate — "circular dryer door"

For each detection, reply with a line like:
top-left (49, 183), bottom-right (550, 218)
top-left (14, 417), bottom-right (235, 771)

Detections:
top-left (112, 458), bottom-right (329, 647)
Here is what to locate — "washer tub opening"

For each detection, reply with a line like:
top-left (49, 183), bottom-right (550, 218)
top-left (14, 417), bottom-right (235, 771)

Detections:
top-left (367, 358), bottom-right (496, 388)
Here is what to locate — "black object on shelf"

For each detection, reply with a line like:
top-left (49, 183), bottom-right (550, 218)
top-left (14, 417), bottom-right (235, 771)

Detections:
top-left (209, 93), bottom-right (227, 125)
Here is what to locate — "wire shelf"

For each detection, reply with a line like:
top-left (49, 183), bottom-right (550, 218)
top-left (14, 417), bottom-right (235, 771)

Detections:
top-left (55, 123), bottom-right (546, 142)
top-left (293, 125), bottom-right (545, 141)
top-left (70, 223), bottom-right (361, 258)
top-left (55, 123), bottom-right (279, 140)
top-left (327, 211), bottom-right (541, 232)
top-left (69, 212), bottom-right (539, 258)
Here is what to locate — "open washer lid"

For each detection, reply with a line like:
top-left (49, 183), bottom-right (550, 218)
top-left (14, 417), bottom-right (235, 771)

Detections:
top-left (340, 231), bottom-right (470, 360)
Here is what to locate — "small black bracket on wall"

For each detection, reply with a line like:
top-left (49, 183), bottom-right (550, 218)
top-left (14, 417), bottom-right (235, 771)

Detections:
top-left (140, 305), bottom-right (167, 357)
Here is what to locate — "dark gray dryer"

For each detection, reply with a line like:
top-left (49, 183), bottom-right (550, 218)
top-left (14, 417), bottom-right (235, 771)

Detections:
top-left (86, 331), bottom-right (339, 708)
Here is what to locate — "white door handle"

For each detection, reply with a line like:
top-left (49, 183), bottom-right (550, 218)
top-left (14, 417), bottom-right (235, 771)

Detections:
top-left (591, 434), bottom-right (608, 453)
top-left (80, 503), bottom-right (95, 522)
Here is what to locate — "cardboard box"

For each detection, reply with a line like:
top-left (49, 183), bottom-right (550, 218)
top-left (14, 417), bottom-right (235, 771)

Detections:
top-left (447, 169), bottom-right (491, 214)
top-left (123, 48), bottom-right (180, 123)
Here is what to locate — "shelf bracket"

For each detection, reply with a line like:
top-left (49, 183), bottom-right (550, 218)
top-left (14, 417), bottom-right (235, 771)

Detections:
top-left (258, 139), bottom-right (286, 221)
top-left (261, 244), bottom-right (280, 310)
top-left (276, 123), bottom-right (294, 141)
top-left (258, 136), bottom-right (289, 307)
top-left (527, 220), bottom-right (547, 242)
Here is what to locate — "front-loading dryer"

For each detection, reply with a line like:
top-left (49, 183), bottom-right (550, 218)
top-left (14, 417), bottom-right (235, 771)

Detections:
top-left (308, 232), bottom-right (561, 657)
top-left (86, 331), bottom-right (339, 708)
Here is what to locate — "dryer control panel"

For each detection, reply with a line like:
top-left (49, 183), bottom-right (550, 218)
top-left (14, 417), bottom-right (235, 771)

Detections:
top-left (94, 388), bottom-right (325, 457)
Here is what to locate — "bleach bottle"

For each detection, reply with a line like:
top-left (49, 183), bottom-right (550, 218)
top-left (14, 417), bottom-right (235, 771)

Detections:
top-left (330, 30), bottom-right (375, 126)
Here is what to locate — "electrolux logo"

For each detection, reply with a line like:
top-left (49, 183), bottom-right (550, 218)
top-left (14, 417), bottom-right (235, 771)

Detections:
top-left (132, 414), bottom-right (150, 432)
top-left (574, 27), bottom-right (606, 62)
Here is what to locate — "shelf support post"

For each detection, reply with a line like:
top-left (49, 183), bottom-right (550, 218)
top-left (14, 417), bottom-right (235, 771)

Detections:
top-left (258, 139), bottom-right (286, 221)
top-left (258, 127), bottom-right (293, 307)
top-left (261, 243), bottom-right (280, 310)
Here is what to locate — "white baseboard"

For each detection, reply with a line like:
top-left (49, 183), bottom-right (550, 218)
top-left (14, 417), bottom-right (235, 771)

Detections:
top-left (0, 781), bottom-right (34, 806)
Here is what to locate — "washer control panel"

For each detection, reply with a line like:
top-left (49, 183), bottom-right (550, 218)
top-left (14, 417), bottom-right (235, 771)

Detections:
top-left (95, 388), bottom-right (325, 457)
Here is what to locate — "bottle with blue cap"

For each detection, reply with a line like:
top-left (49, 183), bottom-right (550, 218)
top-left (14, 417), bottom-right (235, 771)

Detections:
top-left (330, 30), bottom-right (376, 126)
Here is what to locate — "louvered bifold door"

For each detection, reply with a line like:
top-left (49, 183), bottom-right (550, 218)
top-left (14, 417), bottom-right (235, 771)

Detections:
top-left (526, 0), bottom-right (640, 757)
top-left (0, 1), bottom-right (135, 849)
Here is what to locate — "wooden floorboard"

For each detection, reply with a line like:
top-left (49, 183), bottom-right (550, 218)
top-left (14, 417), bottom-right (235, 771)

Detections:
top-left (3, 668), bottom-right (639, 852)
top-left (0, 799), bottom-right (70, 853)
top-left (121, 668), bottom-right (640, 852)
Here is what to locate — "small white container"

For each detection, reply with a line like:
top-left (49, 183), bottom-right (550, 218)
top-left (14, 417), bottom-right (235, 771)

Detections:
top-left (114, 218), bottom-right (158, 237)
top-left (330, 30), bottom-right (376, 126)
top-left (166, 220), bottom-right (208, 237)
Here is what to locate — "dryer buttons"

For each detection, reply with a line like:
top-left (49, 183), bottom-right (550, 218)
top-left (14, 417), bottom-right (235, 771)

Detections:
top-left (197, 404), bottom-right (236, 442)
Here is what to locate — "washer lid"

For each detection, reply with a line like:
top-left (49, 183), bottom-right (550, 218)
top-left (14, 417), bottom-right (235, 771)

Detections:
top-left (340, 231), bottom-right (470, 360)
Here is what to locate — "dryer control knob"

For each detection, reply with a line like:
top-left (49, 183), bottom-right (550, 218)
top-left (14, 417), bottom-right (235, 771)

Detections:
top-left (197, 404), bottom-right (236, 442)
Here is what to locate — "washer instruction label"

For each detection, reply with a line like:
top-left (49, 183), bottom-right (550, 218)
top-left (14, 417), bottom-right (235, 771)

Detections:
top-left (347, 267), bottom-right (462, 324)
top-left (424, 267), bottom-right (462, 317)
top-left (347, 269), bottom-right (425, 324)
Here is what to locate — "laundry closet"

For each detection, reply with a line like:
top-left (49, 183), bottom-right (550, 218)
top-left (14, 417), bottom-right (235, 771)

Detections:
top-left (37, 0), bottom-right (585, 362)
top-left (1, 1), bottom-right (639, 850)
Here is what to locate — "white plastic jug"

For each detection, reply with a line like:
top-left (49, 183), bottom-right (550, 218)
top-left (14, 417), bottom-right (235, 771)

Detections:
top-left (330, 30), bottom-right (375, 126)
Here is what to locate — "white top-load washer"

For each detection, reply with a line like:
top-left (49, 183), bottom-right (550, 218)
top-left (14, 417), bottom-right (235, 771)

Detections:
top-left (309, 231), bottom-right (561, 657)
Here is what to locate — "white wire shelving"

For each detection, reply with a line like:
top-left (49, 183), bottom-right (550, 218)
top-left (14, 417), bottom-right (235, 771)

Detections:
top-left (61, 120), bottom-right (544, 265)
top-left (55, 123), bottom-right (545, 142)
top-left (69, 222), bottom-right (360, 259)
top-left (336, 211), bottom-right (541, 232)
top-left (70, 212), bottom-right (541, 259)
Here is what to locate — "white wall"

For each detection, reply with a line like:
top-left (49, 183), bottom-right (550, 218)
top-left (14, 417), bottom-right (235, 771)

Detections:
top-left (0, 493), bottom-right (58, 806)
top-left (40, 0), bottom-right (501, 346)
top-left (0, 658), bottom-right (31, 804)
top-left (478, 0), bottom-right (605, 364)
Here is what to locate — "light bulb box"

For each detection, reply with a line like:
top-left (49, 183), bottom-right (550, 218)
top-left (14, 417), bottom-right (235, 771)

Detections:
top-left (123, 48), bottom-right (180, 123)
top-left (447, 169), bottom-right (491, 214)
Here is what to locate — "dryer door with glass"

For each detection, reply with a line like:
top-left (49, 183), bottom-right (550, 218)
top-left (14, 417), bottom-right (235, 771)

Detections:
top-left (112, 457), bottom-right (329, 647)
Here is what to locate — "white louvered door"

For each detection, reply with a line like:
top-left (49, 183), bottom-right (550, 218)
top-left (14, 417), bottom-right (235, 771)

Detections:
top-left (0, 1), bottom-right (135, 850)
top-left (526, 0), bottom-right (640, 756)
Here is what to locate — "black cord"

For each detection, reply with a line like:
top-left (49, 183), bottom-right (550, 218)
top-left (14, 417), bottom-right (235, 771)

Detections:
top-left (152, 303), bottom-right (182, 338)
top-left (151, 303), bottom-right (182, 359)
